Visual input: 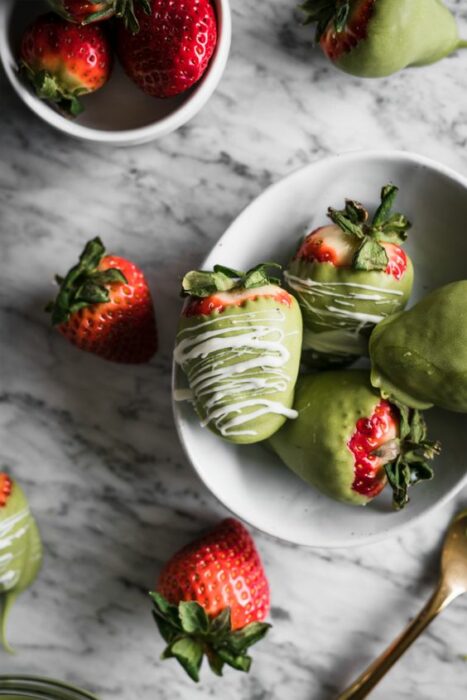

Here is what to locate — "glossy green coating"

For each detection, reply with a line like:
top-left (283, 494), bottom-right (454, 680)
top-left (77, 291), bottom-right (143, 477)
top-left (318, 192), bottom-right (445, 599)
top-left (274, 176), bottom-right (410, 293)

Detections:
top-left (0, 676), bottom-right (98, 700)
top-left (175, 295), bottom-right (303, 444)
top-left (335, 0), bottom-right (463, 78)
top-left (286, 255), bottom-right (413, 367)
top-left (0, 480), bottom-right (43, 652)
top-left (269, 370), bottom-right (381, 505)
top-left (370, 281), bottom-right (467, 412)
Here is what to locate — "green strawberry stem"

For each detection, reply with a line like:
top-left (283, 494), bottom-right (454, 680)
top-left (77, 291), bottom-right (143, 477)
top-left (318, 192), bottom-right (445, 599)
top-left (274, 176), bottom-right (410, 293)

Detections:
top-left (380, 402), bottom-right (441, 511)
top-left (114, 0), bottom-right (152, 33)
top-left (150, 592), bottom-right (271, 682)
top-left (301, 0), bottom-right (350, 40)
top-left (181, 263), bottom-right (282, 298)
top-left (46, 237), bottom-right (127, 325)
top-left (327, 184), bottom-right (411, 272)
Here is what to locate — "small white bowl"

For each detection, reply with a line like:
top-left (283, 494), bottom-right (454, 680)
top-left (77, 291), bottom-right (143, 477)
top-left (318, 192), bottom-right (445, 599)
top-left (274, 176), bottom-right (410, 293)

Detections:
top-left (173, 150), bottom-right (467, 548)
top-left (0, 0), bottom-right (231, 146)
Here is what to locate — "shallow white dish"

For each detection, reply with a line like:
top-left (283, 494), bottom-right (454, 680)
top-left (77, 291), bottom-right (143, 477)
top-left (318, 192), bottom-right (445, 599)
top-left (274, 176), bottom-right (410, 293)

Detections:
top-left (173, 150), bottom-right (467, 548)
top-left (0, 0), bottom-right (231, 146)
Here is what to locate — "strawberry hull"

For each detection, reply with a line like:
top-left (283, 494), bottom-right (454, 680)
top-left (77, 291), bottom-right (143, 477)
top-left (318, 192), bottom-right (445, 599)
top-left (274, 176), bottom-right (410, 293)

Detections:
top-left (270, 371), bottom-right (384, 505)
top-left (175, 292), bottom-right (303, 444)
top-left (285, 254), bottom-right (413, 367)
top-left (324, 0), bottom-right (462, 78)
top-left (370, 281), bottom-right (467, 412)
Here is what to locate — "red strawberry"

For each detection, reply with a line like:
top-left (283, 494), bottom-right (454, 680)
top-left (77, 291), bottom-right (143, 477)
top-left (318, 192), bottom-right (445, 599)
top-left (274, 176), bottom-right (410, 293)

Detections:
top-left (151, 518), bottom-right (271, 681)
top-left (46, 237), bottom-right (157, 364)
top-left (116, 0), bottom-right (218, 98)
top-left (295, 224), bottom-right (408, 280)
top-left (319, 0), bottom-right (375, 61)
top-left (184, 285), bottom-right (293, 317)
top-left (49, 0), bottom-right (151, 31)
top-left (0, 474), bottom-right (13, 507)
top-left (20, 13), bottom-right (112, 116)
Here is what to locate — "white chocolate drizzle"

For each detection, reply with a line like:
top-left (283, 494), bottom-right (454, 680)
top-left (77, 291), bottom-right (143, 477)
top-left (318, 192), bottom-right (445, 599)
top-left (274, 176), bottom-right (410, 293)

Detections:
top-left (174, 309), bottom-right (298, 436)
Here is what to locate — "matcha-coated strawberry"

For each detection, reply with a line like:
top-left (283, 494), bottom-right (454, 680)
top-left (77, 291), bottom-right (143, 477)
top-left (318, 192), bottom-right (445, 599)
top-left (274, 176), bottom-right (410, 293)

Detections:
top-left (0, 473), bottom-right (43, 651)
top-left (150, 518), bottom-right (270, 682)
top-left (370, 281), bottom-right (467, 412)
top-left (302, 0), bottom-right (467, 78)
top-left (285, 185), bottom-right (413, 368)
top-left (174, 264), bottom-right (302, 444)
top-left (269, 371), bottom-right (440, 509)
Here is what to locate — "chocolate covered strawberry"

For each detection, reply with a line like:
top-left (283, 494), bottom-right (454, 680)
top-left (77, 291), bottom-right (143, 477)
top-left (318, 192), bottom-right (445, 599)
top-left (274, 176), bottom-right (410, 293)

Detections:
top-left (46, 237), bottom-right (157, 363)
top-left (370, 281), bottom-right (467, 413)
top-left (270, 371), bottom-right (440, 509)
top-left (150, 518), bottom-right (271, 681)
top-left (0, 472), bottom-right (43, 651)
top-left (116, 0), bottom-right (218, 98)
top-left (174, 264), bottom-right (302, 444)
top-left (285, 184), bottom-right (413, 368)
top-left (20, 13), bottom-right (112, 116)
top-left (49, 0), bottom-right (150, 30)
top-left (302, 0), bottom-right (467, 78)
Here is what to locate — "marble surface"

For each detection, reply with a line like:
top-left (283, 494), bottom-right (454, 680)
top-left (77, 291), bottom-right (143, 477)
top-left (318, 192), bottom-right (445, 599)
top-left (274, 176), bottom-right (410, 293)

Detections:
top-left (1, 1), bottom-right (467, 698)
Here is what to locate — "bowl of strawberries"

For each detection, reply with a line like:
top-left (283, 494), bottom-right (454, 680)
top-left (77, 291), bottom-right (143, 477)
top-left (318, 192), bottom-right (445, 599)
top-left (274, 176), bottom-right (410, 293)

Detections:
top-left (0, 0), bottom-right (231, 145)
top-left (172, 150), bottom-right (467, 547)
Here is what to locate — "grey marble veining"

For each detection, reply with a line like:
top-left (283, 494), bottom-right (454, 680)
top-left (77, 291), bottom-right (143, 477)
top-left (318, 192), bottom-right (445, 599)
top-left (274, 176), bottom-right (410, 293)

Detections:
top-left (1, 1), bottom-right (467, 698)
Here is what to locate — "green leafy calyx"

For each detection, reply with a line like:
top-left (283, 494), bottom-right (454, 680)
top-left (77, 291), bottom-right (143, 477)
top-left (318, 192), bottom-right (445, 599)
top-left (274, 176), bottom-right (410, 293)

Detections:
top-left (150, 592), bottom-right (271, 682)
top-left (328, 184), bottom-right (411, 272)
top-left (377, 402), bottom-right (441, 511)
top-left (181, 263), bottom-right (282, 298)
top-left (46, 237), bottom-right (126, 326)
top-left (301, 0), bottom-right (350, 40)
top-left (49, 0), bottom-right (151, 32)
top-left (20, 64), bottom-right (85, 117)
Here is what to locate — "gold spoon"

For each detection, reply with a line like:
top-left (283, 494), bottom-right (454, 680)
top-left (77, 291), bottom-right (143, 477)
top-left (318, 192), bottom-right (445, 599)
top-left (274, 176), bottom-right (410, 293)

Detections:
top-left (338, 509), bottom-right (467, 700)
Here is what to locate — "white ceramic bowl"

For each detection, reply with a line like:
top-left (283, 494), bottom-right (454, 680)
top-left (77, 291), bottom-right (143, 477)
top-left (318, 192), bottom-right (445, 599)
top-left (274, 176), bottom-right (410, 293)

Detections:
top-left (173, 150), bottom-right (467, 548)
top-left (0, 0), bottom-right (231, 145)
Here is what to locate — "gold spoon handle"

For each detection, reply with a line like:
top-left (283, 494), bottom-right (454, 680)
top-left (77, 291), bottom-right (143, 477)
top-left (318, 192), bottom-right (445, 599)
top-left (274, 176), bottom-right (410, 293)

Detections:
top-left (337, 582), bottom-right (460, 700)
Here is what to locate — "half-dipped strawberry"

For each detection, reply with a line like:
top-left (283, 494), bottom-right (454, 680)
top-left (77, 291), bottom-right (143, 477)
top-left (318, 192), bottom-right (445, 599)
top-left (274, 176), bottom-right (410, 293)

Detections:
top-left (270, 370), bottom-right (440, 509)
top-left (49, 0), bottom-right (150, 30)
top-left (20, 13), bottom-right (112, 116)
top-left (302, 0), bottom-right (465, 78)
top-left (0, 472), bottom-right (43, 651)
top-left (116, 0), bottom-right (217, 98)
top-left (150, 518), bottom-right (271, 682)
top-left (285, 184), bottom-right (413, 368)
top-left (174, 264), bottom-right (302, 444)
top-left (46, 237), bottom-right (157, 363)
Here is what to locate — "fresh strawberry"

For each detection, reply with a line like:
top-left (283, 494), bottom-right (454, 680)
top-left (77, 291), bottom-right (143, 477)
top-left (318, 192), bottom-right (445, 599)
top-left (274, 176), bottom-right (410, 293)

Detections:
top-left (150, 518), bottom-right (271, 681)
top-left (46, 237), bottom-right (157, 364)
top-left (20, 13), bottom-right (112, 116)
top-left (116, 0), bottom-right (218, 98)
top-left (0, 474), bottom-right (13, 508)
top-left (49, 0), bottom-right (151, 31)
top-left (295, 225), bottom-right (408, 280)
top-left (175, 264), bottom-right (303, 444)
top-left (285, 184), bottom-right (414, 368)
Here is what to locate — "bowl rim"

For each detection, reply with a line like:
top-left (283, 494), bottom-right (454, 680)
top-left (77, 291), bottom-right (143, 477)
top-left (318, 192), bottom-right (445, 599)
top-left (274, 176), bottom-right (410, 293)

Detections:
top-left (172, 149), bottom-right (467, 548)
top-left (0, 0), bottom-right (232, 145)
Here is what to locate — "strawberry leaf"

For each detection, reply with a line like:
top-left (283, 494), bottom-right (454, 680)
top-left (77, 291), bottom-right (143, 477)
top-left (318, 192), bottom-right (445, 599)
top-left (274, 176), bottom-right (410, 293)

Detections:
top-left (164, 638), bottom-right (204, 683)
top-left (46, 238), bottom-right (127, 325)
top-left (384, 402), bottom-right (440, 510)
top-left (181, 263), bottom-right (282, 298)
top-left (301, 0), bottom-right (349, 40)
top-left (353, 239), bottom-right (389, 272)
top-left (179, 601), bottom-right (210, 635)
top-left (149, 592), bottom-right (272, 683)
top-left (327, 207), bottom-right (365, 238)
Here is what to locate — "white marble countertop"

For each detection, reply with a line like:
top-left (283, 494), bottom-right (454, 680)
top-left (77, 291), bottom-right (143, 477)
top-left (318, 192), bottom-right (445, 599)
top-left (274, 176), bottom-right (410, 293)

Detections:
top-left (2, 1), bottom-right (467, 698)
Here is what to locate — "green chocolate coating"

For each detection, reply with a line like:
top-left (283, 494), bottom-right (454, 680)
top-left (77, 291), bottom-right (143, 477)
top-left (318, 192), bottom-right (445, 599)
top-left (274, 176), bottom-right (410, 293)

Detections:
top-left (0, 480), bottom-right (43, 651)
top-left (269, 370), bottom-right (381, 505)
top-left (286, 255), bottom-right (413, 367)
top-left (335, 0), bottom-right (461, 78)
top-left (370, 281), bottom-right (467, 412)
top-left (176, 295), bottom-right (303, 444)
